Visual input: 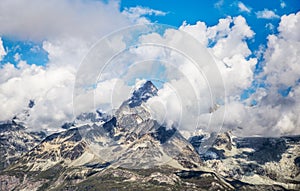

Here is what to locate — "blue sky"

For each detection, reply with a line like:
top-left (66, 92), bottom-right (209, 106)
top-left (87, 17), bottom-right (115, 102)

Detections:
top-left (1, 38), bottom-right (48, 66)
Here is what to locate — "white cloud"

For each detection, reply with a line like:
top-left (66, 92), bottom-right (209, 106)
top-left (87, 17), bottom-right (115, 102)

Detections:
top-left (0, 62), bottom-right (75, 131)
top-left (262, 12), bottom-right (300, 88)
top-left (13, 53), bottom-right (21, 62)
top-left (212, 16), bottom-right (254, 58)
top-left (0, 0), bottom-right (131, 41)
top-left (245, 11), bottom-right (300, 136)
top-left (238, 2), bottom-right (251, 13)
top-left (278, 12), bottom-right (300, 41)
top-left (256, 9), bottom-right (280, 19)
top-left (265, 23), bottom-right (275, 31)
top-left (147, 83), bottom-right (183, 129)
top-left (94, 78), bottom-right (131, 111)
top-left (280, 1), bottom-right (286, 8)
top-left (179, 21), bottom-right (208, 45)
top-left (0, 38), bottom-right (6, 61)
top-left (206, 17), bottom-right (232, 41)
top-left (179, 13), bottom-right (300, 136)
top-left (214, 0), bottom-right (224, 9)
top-left (124, 6), bottom-right (167, 16)
top-left (122, 6), bottom-right (167, 24)
top-left (183, 16), bottom-right (256, 96)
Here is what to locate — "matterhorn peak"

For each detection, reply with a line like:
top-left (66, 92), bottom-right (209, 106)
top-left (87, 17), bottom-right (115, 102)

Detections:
top-left (128, 80), bottom-right (158, 108)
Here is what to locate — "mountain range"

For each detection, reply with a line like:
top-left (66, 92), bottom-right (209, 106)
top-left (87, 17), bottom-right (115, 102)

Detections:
top-left (0, 81), bottom-right (299, 191)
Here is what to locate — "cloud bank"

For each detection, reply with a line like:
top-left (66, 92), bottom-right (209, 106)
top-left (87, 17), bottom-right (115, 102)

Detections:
top-left (171, 12), bottom-right (300, 136)
top-left (0, 0), bottom-right (299, 137)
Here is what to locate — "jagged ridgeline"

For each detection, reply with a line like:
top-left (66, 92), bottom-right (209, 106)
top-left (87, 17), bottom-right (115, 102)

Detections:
top-left (0, 81), bottom-right (299, 191)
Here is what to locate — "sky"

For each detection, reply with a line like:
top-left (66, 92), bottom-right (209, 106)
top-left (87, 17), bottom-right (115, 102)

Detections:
top-left (0, 0), bottom-right (299, 136)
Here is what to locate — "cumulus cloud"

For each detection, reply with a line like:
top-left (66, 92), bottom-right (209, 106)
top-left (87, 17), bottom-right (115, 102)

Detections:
top-left (180, 21), bottom-right (209, 45)
top-left (179, 12), bottom-right (300, 136)
top-left (262, 12), bottom-right (300, 88)
top-left (246, 12), bottom-right (300, 136)
top-left (180, 16), bottom-right (256, 95)
top-left (0, 0), bottom-right (131, 41)
top-left (278, 12), bottom-right (300, 41)
top-left (238, 2), bottom-right (251, 13)
top-left (256, 9), bottom-right (280, 19)
top-left (233, 11), bottom-right (300, 136)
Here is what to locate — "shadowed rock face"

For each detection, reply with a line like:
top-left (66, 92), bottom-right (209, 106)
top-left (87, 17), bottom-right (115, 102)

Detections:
top-left (235, 137), bottom-right (288, 164)
top-left (150, 126), bottom-right (177, 144)
top-left (102, 117), bottom-right (117, 137)
top-left (295, 156), bottom-right (300, 168)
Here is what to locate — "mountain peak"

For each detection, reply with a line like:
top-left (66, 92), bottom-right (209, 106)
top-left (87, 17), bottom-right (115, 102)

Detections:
top-left (28, 99), bottom-right (35, 108)
top-left (128, 80), bottom-right (158, 108)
